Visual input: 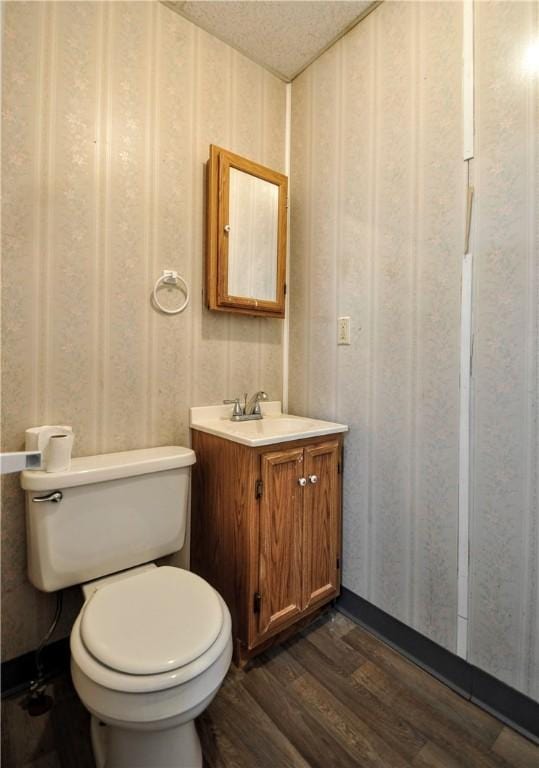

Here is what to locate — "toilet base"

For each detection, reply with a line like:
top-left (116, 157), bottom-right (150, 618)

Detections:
top-left (91, 718), bottom-right (107, 768)
top-left (91, 715), bottom-right (202, 768)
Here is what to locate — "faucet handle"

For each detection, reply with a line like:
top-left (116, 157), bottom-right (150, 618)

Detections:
top-left (223, 398), bottom-right (243, 418)
top-left (251, 391), bottom-right (269, 415)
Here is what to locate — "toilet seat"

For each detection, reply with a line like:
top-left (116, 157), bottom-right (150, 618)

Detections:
top-left (71, 567), bottom-right (231, 694)
top-left (80, 566), bottom-right (223, 675)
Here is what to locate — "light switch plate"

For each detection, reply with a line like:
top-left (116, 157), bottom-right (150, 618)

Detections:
top-left (338, 316), bottom-right (351, 345)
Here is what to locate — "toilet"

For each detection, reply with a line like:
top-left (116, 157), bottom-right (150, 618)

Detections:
top-left (21, 446), bottom-right (232, 768)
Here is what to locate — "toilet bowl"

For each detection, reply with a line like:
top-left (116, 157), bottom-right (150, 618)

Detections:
top-left (70, 565), bottom-right (233, 768)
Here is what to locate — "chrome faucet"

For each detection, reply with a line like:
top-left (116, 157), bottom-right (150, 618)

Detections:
top-left (223, 391), bottom-right (269, 421)
top-left (246, 391), bottom-right (269, 416)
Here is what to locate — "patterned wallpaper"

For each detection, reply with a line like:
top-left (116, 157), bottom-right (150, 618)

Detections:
top-left (469, 0), bottom-right (538, 701)
top-left (2, 0), bottom-right (537, 705)
top-left (290, 0), bottom-right (538, 701)
top-left (1, 1), bottom-right (286, 661)
top-left (290, 0), bottom-right (464, 653)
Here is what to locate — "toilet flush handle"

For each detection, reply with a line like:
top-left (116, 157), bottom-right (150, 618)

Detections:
top-left (32, 491), bottom-right (63, 503)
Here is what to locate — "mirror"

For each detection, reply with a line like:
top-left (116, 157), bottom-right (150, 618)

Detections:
top-left (206, 145), bottom-right (288, 317)
top-left (228, 168), bottom-right (279, 302)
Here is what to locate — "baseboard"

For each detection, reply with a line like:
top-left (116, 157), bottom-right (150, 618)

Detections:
top-left (1, 636), bottom-right (70, 699)
top-left (337, 587), bottom-right (539, 744)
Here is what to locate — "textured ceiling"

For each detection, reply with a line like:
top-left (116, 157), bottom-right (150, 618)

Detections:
top-left (163, 1), bottom-right (378, 81)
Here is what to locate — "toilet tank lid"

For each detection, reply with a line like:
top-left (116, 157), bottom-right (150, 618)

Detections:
top-left (21, 446), bottom-right (196, 491)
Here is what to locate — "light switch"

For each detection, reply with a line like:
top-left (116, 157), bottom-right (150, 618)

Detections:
top-left (337, 316), bottom-right (351, 345)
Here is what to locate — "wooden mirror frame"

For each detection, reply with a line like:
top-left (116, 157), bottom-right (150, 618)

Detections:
top-left (206, 145), bottom-right (288, 318)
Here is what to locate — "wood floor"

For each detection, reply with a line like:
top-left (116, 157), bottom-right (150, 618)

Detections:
top-left (2, 612), bottom-right (538, 768)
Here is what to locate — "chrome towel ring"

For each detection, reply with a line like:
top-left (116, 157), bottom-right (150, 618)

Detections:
top-left (152, 270), bottom-right (190, 315)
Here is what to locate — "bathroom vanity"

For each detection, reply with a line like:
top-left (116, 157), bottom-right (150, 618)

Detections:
top-left (190, 404), bottom-right (347, 665)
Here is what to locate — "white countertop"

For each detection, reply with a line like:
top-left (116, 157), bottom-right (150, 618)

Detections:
top-left (189, 402), bottom-right (348, 447)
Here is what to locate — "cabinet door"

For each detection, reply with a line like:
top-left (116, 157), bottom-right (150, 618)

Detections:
top-left (256, 447), bottom-right (304, 641)
top-left (302, 440), bottom-right (340, 610)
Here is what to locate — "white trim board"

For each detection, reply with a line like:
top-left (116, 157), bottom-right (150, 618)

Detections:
top-left (282, 82), bottom-right (291, 413)
top-left (457, 249), bottom-right (473, 658)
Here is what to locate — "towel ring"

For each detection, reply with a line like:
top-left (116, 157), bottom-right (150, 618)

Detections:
top-left (152, 270), bottom-right (190, 315)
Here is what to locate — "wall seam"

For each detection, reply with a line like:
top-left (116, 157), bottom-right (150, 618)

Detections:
top-left (225, 47), bottom-right (234, 398)
top-left (306, 68), bottom-right (314, 414)
top-left (41, 2), bottom-right (58, 424)
top-left (257, 71), bottom-right (265, 391)
top-left (407, 0), bottom-right (420, 631)
top-left (334, 41), bottom-right (344, 420)
top-left (187, 24), bottom-right (199, 426)
top-left (366, 10), bottom-right (379, 603)
top-left (521, 0), bottom-right (538, 697)
top-left (31, 3), bottom-right (47, 426)
top-left (92, 2), bottom-right (105, 453)
top-left (144, 2), bottom-right (159, 446)
top-left (97, 3), bottom-right (113, 453)
top-left (189, 26), bottom-right (199, 413)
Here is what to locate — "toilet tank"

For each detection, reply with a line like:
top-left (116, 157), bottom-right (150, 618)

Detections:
top-left (21, 446), bottom-right (196, 592)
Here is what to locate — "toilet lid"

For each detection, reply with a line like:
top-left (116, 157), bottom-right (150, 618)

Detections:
top-left (80, 566), bottom-right (224, 675)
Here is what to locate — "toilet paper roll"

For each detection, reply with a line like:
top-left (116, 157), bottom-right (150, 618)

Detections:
top-left (25, 425), bottom-right (73, 470)
top-left (25, 425), bottom-right (73, 452)
top-left (45, 433), bottom-right (74, 473)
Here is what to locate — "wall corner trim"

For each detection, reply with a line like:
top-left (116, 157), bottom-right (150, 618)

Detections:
top-left (281, 81), bottom-right (292, 412)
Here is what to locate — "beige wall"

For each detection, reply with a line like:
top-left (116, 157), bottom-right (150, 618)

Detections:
top-left (290, 0), bottom-right (538, 701)
top-left (290, 0), bottom-right (464, 653)
top-left (1, 1), bottom-right (286, 661)
top-left (3, 0), bottom-right (537, 705)
top-left (469, 0), bottom-right (538, 700)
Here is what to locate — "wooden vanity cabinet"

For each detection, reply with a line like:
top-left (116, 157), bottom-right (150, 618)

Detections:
top-left (190, 430), bottom-right (343, 665)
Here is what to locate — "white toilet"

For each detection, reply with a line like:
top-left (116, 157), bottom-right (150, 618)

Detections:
top-left (21, 446), bottom-right (232, 768)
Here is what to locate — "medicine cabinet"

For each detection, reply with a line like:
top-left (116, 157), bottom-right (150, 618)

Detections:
top-left (206, 145), bottom-right (288, 318)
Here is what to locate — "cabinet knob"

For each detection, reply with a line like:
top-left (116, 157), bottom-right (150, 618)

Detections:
top-left (308, 475), bottom-right (318, 484)
top-left (298, 477), bottom-right (307, 487)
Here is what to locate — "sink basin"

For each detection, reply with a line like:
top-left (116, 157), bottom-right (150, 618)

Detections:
top-left (190, 403), bottom-right (348, 447)
top-left (229, 417), bottom-right (315, 435)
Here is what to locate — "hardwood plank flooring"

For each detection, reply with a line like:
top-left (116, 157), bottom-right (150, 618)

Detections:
top-left (1, 612), bottom-right (537, 768)
top-left (342, 624), bottom-right (503, 748)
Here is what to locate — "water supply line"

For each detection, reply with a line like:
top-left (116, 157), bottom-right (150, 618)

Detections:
top-left (23, 591), bottom-right (63, 716)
